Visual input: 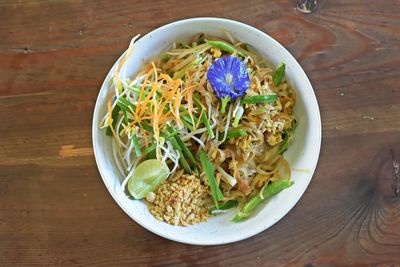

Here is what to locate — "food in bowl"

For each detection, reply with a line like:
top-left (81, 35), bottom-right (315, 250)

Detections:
top-left (100, 32), bottom-right (296, 226)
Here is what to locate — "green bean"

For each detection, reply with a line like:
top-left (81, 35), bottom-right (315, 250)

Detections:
top-left (232, 180), bottom-right (293, 222)
top-left (209, 200), bottom-right (238, 214)
top-left (207, 40), bottom-right (246, 57)
top-left (273, 63), bottom-right (286, 86)
top-left (227, 129), bottom-right (247, 139)
top-left (242, 95), bottom-right (278, 105)
top-left (199, 152), bottom-right (224, 208)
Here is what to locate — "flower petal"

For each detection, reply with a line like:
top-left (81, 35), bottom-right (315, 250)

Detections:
top-left (207, 56), bottom-right (250, 99)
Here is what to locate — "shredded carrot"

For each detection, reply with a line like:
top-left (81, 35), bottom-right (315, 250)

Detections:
top-left (174, 86), bottom-right (182, 111)
top-left (157, 79), bottom-right (181, 121)
top-left (171, 87), bottom-right (183, 126)
top-left (160, 73), bottom-right (173, 83)
top-left (134, 68), bottom-right (152, 124)
top-left (134, 69), bottom-right (151, 118)
top-left (137, 63), bottom-right (161, 119)
top-left (138, 82), bottom-right (159, 118)
top-left (137, 115), bottom-right (153, 122)
top-left (182, 71), bottom-right (194, 125)
top-left (152, 92), bottom-right (160, 158)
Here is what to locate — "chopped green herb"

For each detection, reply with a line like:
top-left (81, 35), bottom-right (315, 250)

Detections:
top-left (117, 97), bottom-right (136, 113)
top-left (131, 135), bottom-right (142, 157)
top-left (106, 105), bottom-right (121, 136)
top-left (273, 63), bottom-right (286, 86)
top-left (140, 121), bottom-right (153, 132)
top-left (193, 96), bottom-right (214, 138)
top-left (143, 144), bottom-right (156, 155)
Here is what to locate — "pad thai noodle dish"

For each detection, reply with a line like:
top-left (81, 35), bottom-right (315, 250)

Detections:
top-left (101, 32), bottom-right (296, 226)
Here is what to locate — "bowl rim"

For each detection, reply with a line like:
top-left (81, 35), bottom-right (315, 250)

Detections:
top-left (92, 17), bottom-right (322, 245)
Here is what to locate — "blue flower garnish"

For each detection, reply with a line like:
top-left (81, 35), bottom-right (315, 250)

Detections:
top-left (207, 56), bottom-right (250, 112)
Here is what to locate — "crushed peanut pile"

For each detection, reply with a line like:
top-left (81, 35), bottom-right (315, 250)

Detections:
top-left (147, 171), bottom-right (211, 226)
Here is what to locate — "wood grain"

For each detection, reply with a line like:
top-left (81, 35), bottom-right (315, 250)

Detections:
top-left (1, 0), bottom-right (399, 266)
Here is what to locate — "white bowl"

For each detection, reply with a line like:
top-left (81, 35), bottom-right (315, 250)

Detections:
top-left (92, 17), bottom-right (321, 245)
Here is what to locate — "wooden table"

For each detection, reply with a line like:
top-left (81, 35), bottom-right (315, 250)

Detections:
top-left (1, 0), bottom-right (399, 265)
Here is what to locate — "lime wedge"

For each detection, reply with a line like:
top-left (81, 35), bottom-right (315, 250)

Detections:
top-left (127, 159), bottom-right (170, 199)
